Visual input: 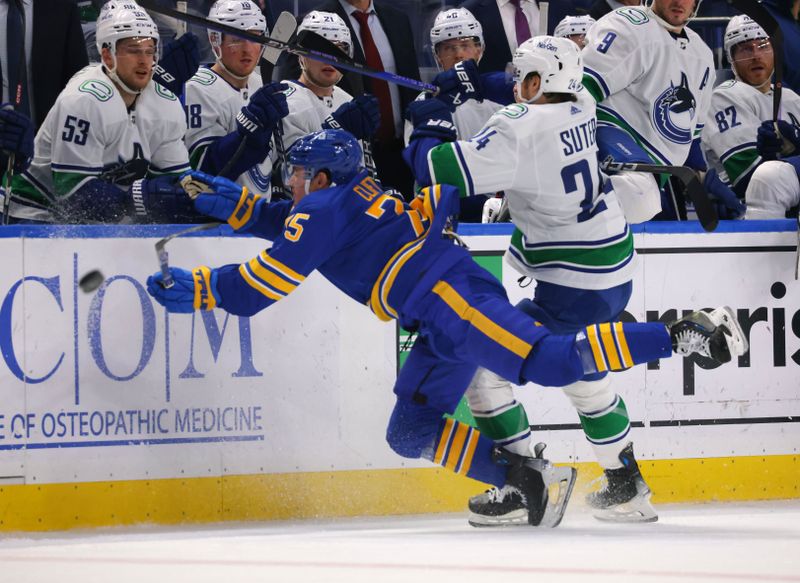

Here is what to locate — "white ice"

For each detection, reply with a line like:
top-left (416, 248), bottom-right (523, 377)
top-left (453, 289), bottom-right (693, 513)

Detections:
top-left (1, 500), bottom-right (798, 583)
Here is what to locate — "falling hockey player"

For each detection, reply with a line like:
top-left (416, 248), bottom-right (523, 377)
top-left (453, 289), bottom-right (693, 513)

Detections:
top-left (146, 128), bottom-right (748, 528)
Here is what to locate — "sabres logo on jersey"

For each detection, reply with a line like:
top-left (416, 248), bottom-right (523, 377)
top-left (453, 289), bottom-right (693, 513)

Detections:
top-left (651, 72), bottom-right (696, 145)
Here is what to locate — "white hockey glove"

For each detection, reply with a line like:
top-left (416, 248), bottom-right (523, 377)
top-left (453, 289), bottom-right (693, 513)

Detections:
top-left (482, 197), bottom-right (504, 223)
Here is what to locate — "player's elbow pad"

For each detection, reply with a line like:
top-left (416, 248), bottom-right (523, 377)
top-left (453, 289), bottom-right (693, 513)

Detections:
top-left (202, 132), bottom-right (271, 180)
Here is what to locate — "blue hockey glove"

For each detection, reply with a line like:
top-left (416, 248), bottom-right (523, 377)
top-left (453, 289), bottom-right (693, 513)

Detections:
top-left (0, 106), bottom-right (34, 172)
top-left (704, 169), bottom-right (745, 220)
top-left (432, 59), bottom-right (482, 111)
top-left (153, 32), bottom-right (201, 95)
top-left (322, 94), bottom-right (381, 140)
top-left (480, 71), bottom-right (514, 106)
top-left (181, 169), bottom-right (263, 230)
top-left (406, 98), bottom-right (457, 142)
top-left (129, 176), bottom-right (198, 223)
top-left (237, 82), bottom-right (289, 147)
top-left (757, 120), bottom-right (800, 159)
top-left (147, 265), bottom-right (220, 313)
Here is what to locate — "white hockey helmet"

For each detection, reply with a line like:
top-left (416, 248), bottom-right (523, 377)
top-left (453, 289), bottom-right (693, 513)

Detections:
top-left (724, 15), bottom-right (769, 63)
top-left (430, 8), bottom-right (483, 50)
top-left (513, 36), bottom-right (583, 103)
top-left (554, 15), bottom-right (596, 39)
top-left (297, 11), bottom-right (353, 58)
top-left (95, 2), bottom-right (159, 57)
top-left (208, 0), bottom-right (267, 52)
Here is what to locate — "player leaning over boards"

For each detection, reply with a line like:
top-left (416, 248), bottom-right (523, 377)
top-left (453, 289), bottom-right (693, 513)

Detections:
top-left (582, 0), bottom-right (717, 221)
top-left (183, 0), bottom-right (289, 199)
top-left (404, 37), bottom-right (676, 524)
top-left (701, 15), bottom-right (800, 219)
top-left (273, 11), bottom-right (379, 192)
top-left (402, 7), bottom-right (503, 221)
top-left (4, 4), bottom-right (203, 224)
top-left (146, 129), bottom-right (747, 528)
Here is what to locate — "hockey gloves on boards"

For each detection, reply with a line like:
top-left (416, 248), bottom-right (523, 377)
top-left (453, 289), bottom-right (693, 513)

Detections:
top-left (130, 176), bottom-right (198, 222)
top-left (147, 266), bottom-right (220, 313)
top-left (0, 105), bottom-right (34, 172)
top-left (757, 120), bottom-right (800, 160)
top-left (152, 33), bottom-right (201, 96)
top-left (703, 168), bottom-right (745, 220)
top-left (182, 170), bottom-right (262, 230)
top-left (322, 94), bottom-right (381, 140)
top-left (236, 82), bottom-right (290, 148)
top-left (405, 98), bottom-right (457, 142)
top-left (432, 59), bottom-right (482, 111)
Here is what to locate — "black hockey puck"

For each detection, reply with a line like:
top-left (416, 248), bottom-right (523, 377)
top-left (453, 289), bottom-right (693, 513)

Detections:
top-left (79, 270), bottom-right (104, 293)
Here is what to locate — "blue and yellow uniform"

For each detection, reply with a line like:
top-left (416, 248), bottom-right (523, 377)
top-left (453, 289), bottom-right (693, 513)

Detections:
top-left (150, 169), bottom-right (673, 489)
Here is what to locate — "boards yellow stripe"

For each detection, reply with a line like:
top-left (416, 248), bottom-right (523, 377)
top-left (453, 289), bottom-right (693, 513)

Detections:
top-left (614, 322), bottom-right (633, 368)
top-left (0, 455), bottom-right (796, 531)
top-left (432, 281), bottom-right (531, 359)
top-left (599, 323), bottom-right (622, 370)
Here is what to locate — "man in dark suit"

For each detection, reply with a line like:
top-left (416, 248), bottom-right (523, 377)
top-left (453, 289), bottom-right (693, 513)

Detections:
top-left (459, 0), bottom-right (575, 73)
top-left (276, 0), bottom-right (421, 195)
top-left (4, 0), bottom-right (89, 130)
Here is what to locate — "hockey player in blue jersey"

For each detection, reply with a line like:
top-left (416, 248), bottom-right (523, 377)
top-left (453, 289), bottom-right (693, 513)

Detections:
top-left (147, 129), bottom-right (747, 528)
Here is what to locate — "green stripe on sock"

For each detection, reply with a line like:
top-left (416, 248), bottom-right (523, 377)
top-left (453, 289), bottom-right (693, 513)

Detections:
top-left (473, 403), bottom-right (530, 441)
top-left (429, 143), bottom-right (469, 197)
top-left (579, 396), bottom-right (630, 442)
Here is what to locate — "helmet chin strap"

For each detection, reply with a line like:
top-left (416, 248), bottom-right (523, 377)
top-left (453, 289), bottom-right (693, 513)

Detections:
top-left (104, 52), bottom-right (144, 96)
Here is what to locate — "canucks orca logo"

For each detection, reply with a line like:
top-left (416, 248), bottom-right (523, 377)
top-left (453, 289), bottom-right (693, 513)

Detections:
top-left (651, 72), bottom-right (696, 144)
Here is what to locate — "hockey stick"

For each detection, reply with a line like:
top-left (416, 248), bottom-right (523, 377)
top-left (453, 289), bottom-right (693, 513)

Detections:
top-left (539, 1), bottom-right (549, 35)
top-left (155, 222), bottom-right (221, 288)
top-left (137, 0), bottom-right (437, 94)
top-left (2, 1), bottom-right (27, 226)
top-left (601, 157), bottom-right (719, 232)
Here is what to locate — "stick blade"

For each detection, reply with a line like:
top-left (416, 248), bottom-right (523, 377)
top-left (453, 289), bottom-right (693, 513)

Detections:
top-left (294, 30), bottom-right (354, 63)
top-left (263, 11), bottom-right (296, 65)
top-left (679, 170), bottom-right (719, 232)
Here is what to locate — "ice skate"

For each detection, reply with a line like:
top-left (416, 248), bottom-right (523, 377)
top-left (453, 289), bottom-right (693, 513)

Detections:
top-left (587, 443), bottom-right (658, 523)
top-left (669, 306), bottom-right (748, 364)
top-left (468, 443), bottom-right (576, 528)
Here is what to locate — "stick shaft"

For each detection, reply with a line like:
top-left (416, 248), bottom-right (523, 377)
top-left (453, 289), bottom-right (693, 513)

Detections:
top-left (137, 0), bottom-right (436, 93)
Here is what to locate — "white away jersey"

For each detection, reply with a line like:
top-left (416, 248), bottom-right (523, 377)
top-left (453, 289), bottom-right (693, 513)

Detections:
top-left (582, 7), bottom-right (715, 166)
top-left (702, 80), bottom-right (800, 187)
top-left (427, 95), bottom-right (636, 290)
top-left (403, 94), bottom-right (504, 145)
top-left (10, 64), bottom-right (188, 222)
top-left (184, 66), bottom-right (273, 196)
top-left (279, 80), bottom-right (353, 151)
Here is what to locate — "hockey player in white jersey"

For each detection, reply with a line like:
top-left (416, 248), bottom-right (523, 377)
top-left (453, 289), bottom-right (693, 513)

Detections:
top-left (702, 15), bottom-right (800, 219)
top-left (274, 10), bottom-right (379, 190)
top-left (406, 36), bottom-right (661, 524)
top-left (554, 14), bottom-right (596, 48)
top-left (403, 7), bottom-right (503, 220)
top-left (582, 0), bottom-right (715, 221)
top-left (5, 3), bottom-right (200, 223)
top-left (183, 0), bottom-right (289, 198)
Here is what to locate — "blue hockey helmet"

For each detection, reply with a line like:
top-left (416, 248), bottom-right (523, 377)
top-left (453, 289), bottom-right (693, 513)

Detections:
top-left (285, 129), bottom-right (364, 185)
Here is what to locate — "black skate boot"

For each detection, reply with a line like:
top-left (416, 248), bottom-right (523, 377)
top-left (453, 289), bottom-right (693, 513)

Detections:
top-left (468, 443), bottom-right (576, 528)
top-left (586, 443), bottom-right (657, 523)
top-left (668, 306), bottom-right (748, 364)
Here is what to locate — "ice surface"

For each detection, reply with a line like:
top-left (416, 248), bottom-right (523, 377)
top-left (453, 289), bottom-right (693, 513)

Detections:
top-left (1, 500), bottom-right (798, 582)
